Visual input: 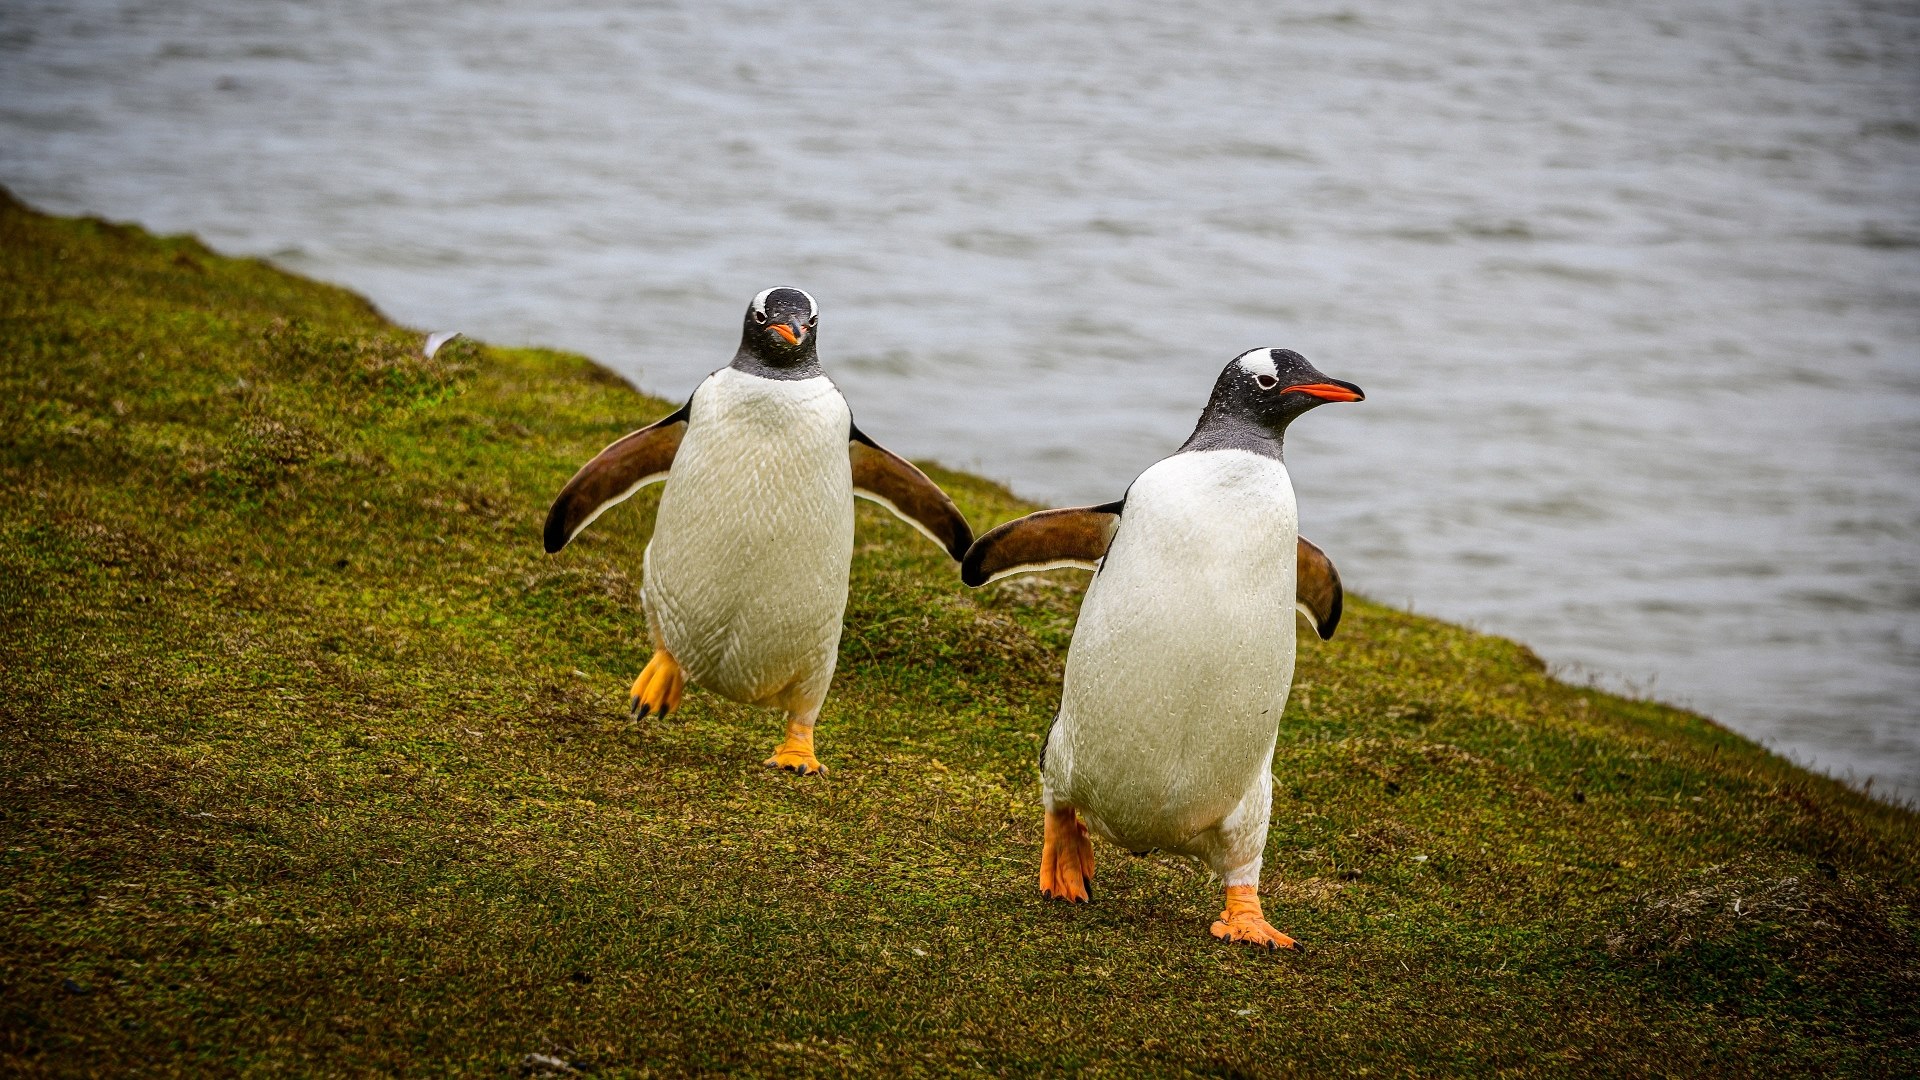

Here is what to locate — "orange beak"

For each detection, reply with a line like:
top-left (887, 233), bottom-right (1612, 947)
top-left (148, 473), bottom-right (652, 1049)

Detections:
top-left (769, 323), bottom-right (805, 345)
top-left (1282, 382), bottom-right (1364, 402)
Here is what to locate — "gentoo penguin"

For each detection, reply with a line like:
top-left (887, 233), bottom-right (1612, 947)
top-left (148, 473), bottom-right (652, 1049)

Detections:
top-left (960, 348), bottom-right (1362, 949)
top-left (543, 287), bottom-right (973, 775)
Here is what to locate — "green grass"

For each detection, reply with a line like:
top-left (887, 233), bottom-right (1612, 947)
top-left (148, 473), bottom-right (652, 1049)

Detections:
top-left (1, 189), bottom-right (1915, 1077)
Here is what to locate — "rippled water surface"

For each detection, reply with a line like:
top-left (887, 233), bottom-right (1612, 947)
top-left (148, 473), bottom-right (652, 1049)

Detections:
top-left (4, 0), bottom-right (1917, 797)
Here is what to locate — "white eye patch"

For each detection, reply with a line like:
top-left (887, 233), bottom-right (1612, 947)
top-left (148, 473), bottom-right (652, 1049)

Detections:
top-left (751, 287), bottom-right (819, 319)
top-left (1235, 348), bottom-right (1278, 379)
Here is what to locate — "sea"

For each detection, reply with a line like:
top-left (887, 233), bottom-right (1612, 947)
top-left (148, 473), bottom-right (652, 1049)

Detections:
top-left (3, 0), bottom-right (1916, 800)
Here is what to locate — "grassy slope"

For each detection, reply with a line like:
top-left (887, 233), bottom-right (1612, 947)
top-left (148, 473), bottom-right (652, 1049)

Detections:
top-left (0, 192), bottom-right (1914, 1078)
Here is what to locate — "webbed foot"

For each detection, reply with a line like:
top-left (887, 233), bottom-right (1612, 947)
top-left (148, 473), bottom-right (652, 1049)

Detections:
top-left (764, 711), bottom-right (826, 775)
top-left (627, 649), bottom-right (685, 720)
top-left (1039, 806), bottom-right (1095, 903)
top-left (1209, 884), bottom-right (1301, 950)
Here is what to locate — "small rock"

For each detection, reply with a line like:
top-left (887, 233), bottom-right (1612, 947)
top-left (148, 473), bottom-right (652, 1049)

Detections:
top-left (61, 978), bottom-right (90, 996)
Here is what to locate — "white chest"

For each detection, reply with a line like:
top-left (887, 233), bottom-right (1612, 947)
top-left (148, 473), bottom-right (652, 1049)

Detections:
top-left (642, 369), bottom-right (856, 706)
top-left (665, 369), bottom-right (853, 504)
top-left (1096, 451), bottom-right (1299, 611)
top-left (1051, 450), bottom-right (1301, 846)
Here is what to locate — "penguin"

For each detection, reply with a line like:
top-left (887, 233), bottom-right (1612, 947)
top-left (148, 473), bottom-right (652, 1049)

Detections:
top-left (543, 287), bottom-right (973, 775)
top-left (959, 348), bottom-right (1362, 950)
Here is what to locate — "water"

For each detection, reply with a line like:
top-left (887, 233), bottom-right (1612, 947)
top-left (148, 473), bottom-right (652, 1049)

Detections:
top-left (3, 0), bottom-right (1917, 800)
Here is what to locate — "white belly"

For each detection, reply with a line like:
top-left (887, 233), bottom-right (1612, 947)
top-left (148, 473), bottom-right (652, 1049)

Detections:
top-left (642, 369), bottom-right (854, 710)
top-left (1046, 450), bottom-right (1299, 857)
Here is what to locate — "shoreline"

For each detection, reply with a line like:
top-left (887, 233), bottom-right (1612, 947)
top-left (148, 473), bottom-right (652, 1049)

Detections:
top-left (3, 192), bottom-right (1914, 1074)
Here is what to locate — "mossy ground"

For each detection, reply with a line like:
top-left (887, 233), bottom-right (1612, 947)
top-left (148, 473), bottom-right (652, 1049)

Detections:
top-left (1, 191), bottom-right (1915, 1077)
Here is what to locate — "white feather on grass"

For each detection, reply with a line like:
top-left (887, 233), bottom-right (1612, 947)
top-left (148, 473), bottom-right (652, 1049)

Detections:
top-left (423, 331), bottom-right (462, 359)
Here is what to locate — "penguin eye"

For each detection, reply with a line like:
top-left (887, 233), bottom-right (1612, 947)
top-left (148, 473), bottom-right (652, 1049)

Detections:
top-left (1255, 374), bottom-right (1278, 391)
top-left (807, 314), bottom-right (818, 327)
top-left (752, 310), bottom-right (768, 325)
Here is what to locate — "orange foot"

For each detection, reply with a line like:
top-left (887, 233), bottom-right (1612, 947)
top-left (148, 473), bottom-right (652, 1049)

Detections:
top-left (1210, 884), bottom-right (1302, 951)
top-left (1039, 806), bottom-right (1095, 902)
top-left (764, 714), bottom-right (826, 776)
top-left (627, 649), bottom-right (685, 720)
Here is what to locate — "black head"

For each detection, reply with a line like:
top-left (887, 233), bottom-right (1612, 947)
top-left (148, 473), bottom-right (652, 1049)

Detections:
top-left (733, 286), bottom-right (821, 378)
top-left (1179, 348), bottom-right (1365, 458)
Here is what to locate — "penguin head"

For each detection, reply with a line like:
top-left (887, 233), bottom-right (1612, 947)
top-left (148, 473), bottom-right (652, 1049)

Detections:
top-left (1183, 348), bottom-right (1364, 455)
top-left (738, 286), bottom-right (820, 369)
top-left (1220, 348), bottom-right (1364, 429)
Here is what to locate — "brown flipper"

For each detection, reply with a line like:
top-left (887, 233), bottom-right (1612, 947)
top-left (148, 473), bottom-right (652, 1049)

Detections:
top-left (848, 425), bottom-right (973, 561)
top-left (960, 502), bottom-right (1124, 587)
top-left (542, 402), bottom-right (690, 553)
top-left (1295, 534), bottom-right (1344, 640)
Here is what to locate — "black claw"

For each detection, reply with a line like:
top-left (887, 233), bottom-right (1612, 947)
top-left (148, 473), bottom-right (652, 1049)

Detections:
top-left (634, 702), bottom-right (650, 720)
